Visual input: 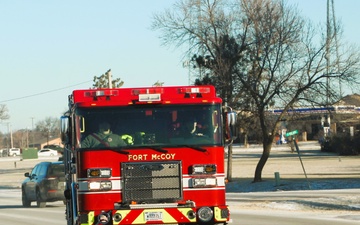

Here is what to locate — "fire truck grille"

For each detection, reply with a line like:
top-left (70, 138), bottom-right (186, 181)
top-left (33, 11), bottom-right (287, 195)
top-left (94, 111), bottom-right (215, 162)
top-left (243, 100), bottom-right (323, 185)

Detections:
top-left (121, 161), bottom-right (182, 203)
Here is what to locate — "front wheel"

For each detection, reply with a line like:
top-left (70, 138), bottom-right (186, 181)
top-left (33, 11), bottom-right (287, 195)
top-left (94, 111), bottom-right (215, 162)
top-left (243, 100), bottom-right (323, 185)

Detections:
top-left (22, 190), bottom-right (31, 207)
top-left (65, 203), bottom-right (75, 225)
top-left (36, 189), bottom-right (46, 208)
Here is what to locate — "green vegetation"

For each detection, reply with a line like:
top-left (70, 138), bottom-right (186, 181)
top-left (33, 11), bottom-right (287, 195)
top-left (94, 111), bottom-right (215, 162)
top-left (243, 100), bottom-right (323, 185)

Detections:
top-left (322, 134), bottom-right (360, 155)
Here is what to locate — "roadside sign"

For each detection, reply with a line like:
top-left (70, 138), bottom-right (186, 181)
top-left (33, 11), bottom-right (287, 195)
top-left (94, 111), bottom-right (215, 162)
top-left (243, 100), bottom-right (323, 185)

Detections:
top-left (285, 130), bottom-right (298, 137)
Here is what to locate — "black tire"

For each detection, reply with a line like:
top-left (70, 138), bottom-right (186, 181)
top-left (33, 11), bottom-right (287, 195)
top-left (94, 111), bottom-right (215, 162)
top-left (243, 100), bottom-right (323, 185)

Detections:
top-left (65, 202), bottom-right (74, 225)
top-left (22, 190), bottom-right (31, 207)
top-left (36, 189), bottom-right (46, 208)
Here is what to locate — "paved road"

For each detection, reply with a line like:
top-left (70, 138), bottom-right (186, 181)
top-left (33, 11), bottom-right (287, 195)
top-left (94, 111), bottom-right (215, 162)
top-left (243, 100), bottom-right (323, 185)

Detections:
top-left (1, 188), bottom-right (359, 225)
top-left (0, 189), bottom-right (65, 225)
top-left (1, 142), bottom-right (359, 224)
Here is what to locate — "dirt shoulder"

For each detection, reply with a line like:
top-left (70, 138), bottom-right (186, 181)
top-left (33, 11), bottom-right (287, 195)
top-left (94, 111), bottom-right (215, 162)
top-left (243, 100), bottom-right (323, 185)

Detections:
top-left (226, 141), bottom-right (360, 192)
top-left (1, 141), bottom-right (359, 192)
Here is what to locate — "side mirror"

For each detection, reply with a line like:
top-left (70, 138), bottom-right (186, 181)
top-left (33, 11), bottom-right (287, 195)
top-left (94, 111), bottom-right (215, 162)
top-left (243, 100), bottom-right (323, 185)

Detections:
top-left (24, 172), bottom-right (30, 177)
top-left (226, 111), bottom-right (237, 141)
top-left (60, 116), bottom-right (70, 144)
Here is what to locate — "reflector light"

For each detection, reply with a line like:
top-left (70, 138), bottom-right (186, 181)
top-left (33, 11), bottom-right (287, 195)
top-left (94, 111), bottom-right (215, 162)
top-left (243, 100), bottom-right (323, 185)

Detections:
top-left (220, 208), bottom-right (230, 219)
top-left (89, 170), bottom-right (100, 177)
top-left (178, 87), bottom-right (210, 94)
top-left (88, 168), bottom-right (111, 178)
top-left (192, 164), bottom-right (216, 174)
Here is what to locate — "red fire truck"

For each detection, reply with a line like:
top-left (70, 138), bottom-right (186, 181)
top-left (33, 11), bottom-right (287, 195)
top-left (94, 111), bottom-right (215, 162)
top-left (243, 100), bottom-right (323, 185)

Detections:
top-left (60, 85), bottom-right (234, 225)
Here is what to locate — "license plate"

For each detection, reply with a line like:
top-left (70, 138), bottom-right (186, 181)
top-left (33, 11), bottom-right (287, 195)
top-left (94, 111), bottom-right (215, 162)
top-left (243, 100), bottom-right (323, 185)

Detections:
top-left (144, 211), bottom-right (163, 221)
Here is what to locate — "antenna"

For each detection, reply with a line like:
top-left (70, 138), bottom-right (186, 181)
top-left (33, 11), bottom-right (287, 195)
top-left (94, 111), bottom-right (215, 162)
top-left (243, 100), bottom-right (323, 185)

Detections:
top-left (326, 0), bottom-right (341, 102)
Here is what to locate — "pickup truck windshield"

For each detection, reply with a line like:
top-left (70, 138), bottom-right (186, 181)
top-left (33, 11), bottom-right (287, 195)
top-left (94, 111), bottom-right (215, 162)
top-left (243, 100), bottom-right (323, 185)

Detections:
top-left (76, 104), bottom-right (222, 149)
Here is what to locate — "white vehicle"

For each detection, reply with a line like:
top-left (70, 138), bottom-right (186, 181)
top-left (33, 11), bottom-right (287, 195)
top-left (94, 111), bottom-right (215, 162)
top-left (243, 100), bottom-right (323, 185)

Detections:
top-left (38, 148), bottom-right (58, 157)
top-left (8, 148), bottom-right (21, 157)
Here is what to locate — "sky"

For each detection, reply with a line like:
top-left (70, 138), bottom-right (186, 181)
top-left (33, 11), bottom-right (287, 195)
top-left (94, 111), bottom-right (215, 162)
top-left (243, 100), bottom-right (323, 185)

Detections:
top-left (0, 0), bottom-right (359, 133)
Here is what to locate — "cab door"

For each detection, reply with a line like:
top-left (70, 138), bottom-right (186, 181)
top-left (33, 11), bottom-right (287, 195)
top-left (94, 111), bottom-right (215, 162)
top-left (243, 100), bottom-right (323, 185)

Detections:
top-left (25, 164), bottom-right (41, 200)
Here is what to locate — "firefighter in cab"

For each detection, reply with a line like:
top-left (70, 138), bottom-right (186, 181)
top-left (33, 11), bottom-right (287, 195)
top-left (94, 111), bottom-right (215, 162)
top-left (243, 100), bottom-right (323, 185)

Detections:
top-left (81, 121), bottom-right (126, 148)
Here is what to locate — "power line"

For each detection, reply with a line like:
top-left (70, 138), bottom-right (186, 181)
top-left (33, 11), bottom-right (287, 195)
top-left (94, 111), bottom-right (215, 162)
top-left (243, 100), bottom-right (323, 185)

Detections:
top-left (0, 80), bottom-right (92, 103)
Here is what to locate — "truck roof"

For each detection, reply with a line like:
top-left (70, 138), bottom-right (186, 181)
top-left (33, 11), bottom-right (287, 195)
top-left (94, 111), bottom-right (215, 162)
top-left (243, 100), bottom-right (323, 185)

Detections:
top-left (71, 85), bottom-right (222, 107)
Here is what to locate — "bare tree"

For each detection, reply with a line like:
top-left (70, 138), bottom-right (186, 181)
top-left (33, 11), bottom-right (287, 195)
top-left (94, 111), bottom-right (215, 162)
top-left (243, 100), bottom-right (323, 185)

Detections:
top-left (153, 81), bottom-right (164, 86)
top-left (92, 69), bottom-right (124, 88)
top-left (36, 117), bottom-right (60, 146)
top-left (0, 104), bottom-right (10, 121)
top-left (0, 105), bottom-right (10, 148)
top-left (12, 130), bottom-right (28, 149)
top-left (237, 0), bottom-right (360, 181)
top-left (152, 0), bottom-right (243, 105)
top-left (152, 0), bottom-right (360, 182)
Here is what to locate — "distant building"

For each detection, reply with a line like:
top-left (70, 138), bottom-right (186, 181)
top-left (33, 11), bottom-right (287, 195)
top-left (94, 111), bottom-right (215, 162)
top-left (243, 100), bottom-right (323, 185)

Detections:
top-left (266, 94), bottom-right (360, 142)
top-left (40, 137), bottom-right (62, 149)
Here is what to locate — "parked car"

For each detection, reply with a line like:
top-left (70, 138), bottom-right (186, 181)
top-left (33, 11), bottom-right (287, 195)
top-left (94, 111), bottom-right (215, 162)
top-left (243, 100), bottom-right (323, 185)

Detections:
top-left (8, 148), bottom-right (21, 156)
top-left (43, 144), bottom-right (62, 151)
top-left (21, 161), bottom-right (65, 207)
top-left (37, 148), bottom-right (58, 157)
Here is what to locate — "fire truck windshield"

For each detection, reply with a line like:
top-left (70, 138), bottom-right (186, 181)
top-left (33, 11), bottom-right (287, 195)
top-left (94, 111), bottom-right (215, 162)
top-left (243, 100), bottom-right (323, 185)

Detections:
top-left (76, 104), bottom-right (222, 149)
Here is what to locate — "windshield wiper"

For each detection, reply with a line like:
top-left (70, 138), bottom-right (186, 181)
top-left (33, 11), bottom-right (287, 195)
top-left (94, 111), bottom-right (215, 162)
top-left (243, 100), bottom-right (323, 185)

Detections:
top-left (147, 146), bottom-right (168, 153)
top-left (116, 145), bottom-right (168, 153)
top-left (132, 146), bottom-right (168, 153)
top-left (79, 147), bottom-right (129, 155)
top-left (112, 148), bottom-right (130, 155)
top-left (179, 145), bottom-right (208, 152)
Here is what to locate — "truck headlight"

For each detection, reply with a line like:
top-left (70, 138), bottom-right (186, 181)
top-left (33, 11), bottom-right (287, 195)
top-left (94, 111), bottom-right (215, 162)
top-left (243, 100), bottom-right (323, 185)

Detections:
top-left (88, 181), bottom-right (112, 191)
top-left (192, 164), bottom-right (216, 174)
top-left (192, 177), bottom-right (217, 187)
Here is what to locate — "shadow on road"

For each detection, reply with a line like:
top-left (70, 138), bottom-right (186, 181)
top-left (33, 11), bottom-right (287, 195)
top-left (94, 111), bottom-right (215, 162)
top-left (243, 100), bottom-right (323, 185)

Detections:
top-left (0, 204), bottom-right (64, 209)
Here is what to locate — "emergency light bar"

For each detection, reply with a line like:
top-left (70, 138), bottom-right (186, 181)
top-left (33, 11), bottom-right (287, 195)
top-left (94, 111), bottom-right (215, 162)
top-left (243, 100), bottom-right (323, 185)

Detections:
top-left (71, 85), bottom-right (220, 106)
top-left (132, 88), bottom-right (163, 95)
top-left (131, 88), bottom-right (163, 102)
top-left (84, 90), bottom-right (119, 97)
top-left (178, 87), bottom-right (210, 94)
top-left (138, 93), bottom-right (161, 102)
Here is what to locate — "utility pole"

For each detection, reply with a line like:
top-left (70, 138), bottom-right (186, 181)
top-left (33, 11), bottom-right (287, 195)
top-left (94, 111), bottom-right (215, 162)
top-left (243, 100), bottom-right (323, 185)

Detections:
top-left (5, 123), bottom-right (13, 148)
top-left (106, 69), bottom-right (112, 88)
top-left (26, 127), bottom-right (29, 148)
top-left (30, 117), bottom-right (35, 148)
